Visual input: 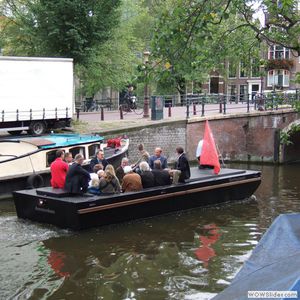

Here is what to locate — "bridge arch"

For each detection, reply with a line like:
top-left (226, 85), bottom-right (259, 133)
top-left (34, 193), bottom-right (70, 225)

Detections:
top-left (280, 119), bottom-right (300, 163)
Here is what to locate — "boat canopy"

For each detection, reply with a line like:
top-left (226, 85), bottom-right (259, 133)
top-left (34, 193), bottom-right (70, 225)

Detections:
top-left (213, 213), bottom-right (300, 300)
top-left (15, 134), bottom-right (104, 149)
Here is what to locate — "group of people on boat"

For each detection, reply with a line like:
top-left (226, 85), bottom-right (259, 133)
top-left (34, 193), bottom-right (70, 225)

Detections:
top-left (49, 144), bottom-right (191, 196)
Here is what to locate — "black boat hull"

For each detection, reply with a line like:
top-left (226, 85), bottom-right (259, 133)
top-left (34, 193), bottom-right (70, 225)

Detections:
top-left (13, 168), bottom-right (261, 230)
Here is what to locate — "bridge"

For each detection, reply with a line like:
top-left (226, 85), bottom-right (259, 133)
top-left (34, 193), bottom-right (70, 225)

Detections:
top-left (77, 105), bottom-right (300, 164)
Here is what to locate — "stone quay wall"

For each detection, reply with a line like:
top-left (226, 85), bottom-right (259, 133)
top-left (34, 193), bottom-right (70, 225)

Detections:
top-left (101, 110), bottom-right (299, 164)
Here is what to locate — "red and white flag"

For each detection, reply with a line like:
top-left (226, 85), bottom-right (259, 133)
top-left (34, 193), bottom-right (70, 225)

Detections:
top-left (200, 120), bottom-right (221, 174)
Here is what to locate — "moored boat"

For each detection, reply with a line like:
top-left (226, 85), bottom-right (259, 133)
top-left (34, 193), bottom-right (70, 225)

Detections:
top-left (0, 134), bottom-right (129, 198)
top-left (213, 213), bottom-right (300, 300)
top-left (13, 167), bottom-right (261, 230)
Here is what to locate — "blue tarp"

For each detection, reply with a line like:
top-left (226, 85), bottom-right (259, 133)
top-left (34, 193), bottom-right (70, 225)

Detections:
top-left (213, 213), bottom-right (300, 300)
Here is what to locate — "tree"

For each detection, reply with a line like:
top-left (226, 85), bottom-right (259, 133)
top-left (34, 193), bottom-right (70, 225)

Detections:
top-left (1, 0), bottom-right (121, 65)
top-left (151, 0), bottom-right (262, 95)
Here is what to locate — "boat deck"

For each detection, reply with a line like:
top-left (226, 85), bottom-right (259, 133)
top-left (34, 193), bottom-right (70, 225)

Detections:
top-left (17, 167), bottom-right (258, 204)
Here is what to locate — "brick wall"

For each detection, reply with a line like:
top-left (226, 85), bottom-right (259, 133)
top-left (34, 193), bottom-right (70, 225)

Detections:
top-left (102, 110), bottom-right (299, 165)
top-left (187, 111), bottom-right (299, 163)
top-left (103, 120), bottom-right (187, 165)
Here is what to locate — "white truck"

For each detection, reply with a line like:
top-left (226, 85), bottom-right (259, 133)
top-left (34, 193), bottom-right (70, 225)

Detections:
top-left (0, 56), bottom-right (74, 135)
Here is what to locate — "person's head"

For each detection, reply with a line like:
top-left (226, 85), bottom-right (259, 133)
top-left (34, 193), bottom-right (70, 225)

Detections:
top-left (91, 177), bottom-right (100, 187)
top-left (124, 165), bottom-right (133, 174)
top-left (105, 164), bottom-right (116, 176)
top-left (104, 170), bottom-right (114, 182)
top-left (56, 149), bottom-right (65, 159)
top-left (138, 144), bottom-right (144, 152)
top-left (128, 85), bottom-right (134, 92)
top-left (139, 161), bottom-right (150, 172)
top-left (96, 150), bottom-right (104, 160)
top-left (121, 157), bottom-right (129, 168)
top-left (93, 163), bottom-right (103, 173)
top-left (97, 170), bottom-right (105, 178)
top-left (176, 146), bottom-right (184, 155)
top-left (64, 152), bottom-right (73, 163)
top-left (153, 160), bottom-right (162, 170)
top-left (74, 153), bottom-right (84, 165)
top-left (154, 147), bottom-right (162, 157)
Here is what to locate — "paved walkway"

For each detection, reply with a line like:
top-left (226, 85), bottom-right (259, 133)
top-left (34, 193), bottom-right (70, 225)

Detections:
top-left (74, 103), bottom-right (257, 133)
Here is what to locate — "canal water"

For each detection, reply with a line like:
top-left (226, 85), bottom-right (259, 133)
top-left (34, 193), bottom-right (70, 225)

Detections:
top-left (0, 164), bottom-right (299, 300)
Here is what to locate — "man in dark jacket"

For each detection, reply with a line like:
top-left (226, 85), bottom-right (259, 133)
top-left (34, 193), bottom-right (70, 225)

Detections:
top-left (64, 154), bottom-right (91, 194)
top-left (174, 146), bottom-right (191, 183)
top-left (151, 160), bottom-right (171, 186)
top-left (90, 150), bottom-right (108, 172)
top-left (139, 161), bottom-right (155, 188)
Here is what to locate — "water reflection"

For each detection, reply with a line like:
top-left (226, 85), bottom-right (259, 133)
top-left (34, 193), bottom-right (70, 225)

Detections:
top-left (0, 164), bottom-right (299, 299)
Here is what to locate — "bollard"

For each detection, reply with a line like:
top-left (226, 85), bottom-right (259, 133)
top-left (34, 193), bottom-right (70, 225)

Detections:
top-left (193, 103), bottom-right (196, 115)
top-left (201, 101), bottom-right (205, 117)
top-left (219, 101), bottom-right (222, 113)
top-left (100, 106), bottom-right (104, 121)
top-left (168, 103), bottom-right (172, 117)
top-left (76, 108), bottom-right (80, 121)
top-left (119, 105), bottom-right (123, 119)
top-left (186, 102), bottom-right (190, 119)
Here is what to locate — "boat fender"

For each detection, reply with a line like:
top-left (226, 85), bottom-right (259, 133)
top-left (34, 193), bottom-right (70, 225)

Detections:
top-left (27, 174), bottom-right (44, 189)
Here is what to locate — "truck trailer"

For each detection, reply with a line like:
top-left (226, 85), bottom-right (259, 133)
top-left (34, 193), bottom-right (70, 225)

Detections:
top-left (0, 56), bottom-right (74, 135)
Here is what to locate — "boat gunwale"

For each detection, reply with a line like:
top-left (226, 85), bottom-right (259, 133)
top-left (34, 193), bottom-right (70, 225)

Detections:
top-left (77, 176), bottom-right (261, 214)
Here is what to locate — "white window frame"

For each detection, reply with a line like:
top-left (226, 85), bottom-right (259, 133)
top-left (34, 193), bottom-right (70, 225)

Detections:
top-left (268, 45), bottom-right (290, 60)
top-left (267, 69), bottom-right (290, 87)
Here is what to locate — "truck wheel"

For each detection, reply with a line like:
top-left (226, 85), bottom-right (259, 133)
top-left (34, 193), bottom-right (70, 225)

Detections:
top-left (8, 130), bottom-right (22, 136)
top-left (26, 174), bottom-right (44, 189)
top-left (29, 121), bottom-right (46, 135)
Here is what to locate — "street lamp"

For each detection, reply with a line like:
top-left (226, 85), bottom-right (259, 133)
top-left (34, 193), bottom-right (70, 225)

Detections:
top-left (143, 51), bottom-right (150, 118)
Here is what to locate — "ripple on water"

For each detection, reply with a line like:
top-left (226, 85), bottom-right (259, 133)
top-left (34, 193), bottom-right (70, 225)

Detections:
top-left (0, 216), bottom-right (70, 300)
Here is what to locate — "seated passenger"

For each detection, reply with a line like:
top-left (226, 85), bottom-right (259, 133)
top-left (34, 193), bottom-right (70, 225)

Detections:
top-left (90, 150), bottom-right (108, 172)
top-left (50, 150), bottom-right (69, 188)
top-left (139, 161), bottom-right (155, 189)
top-left (87, 174), bottom-right (101, 195)
top-left (99, 169), bottom-right (121, 194)
top-left (121, 166), bottom-right (142, 193)
top-left (116, 157), bottom-right (129, 184)
top-left (64, 154), bottom-right (91, 195)
top-left (151, 160), bottom-right (171, 186)
top-left (64, 152), bottom-right (73, 165)
top-left (171, 146), bottom-right (191, 184)
top-left (149, 147), bottom-right (168, 170)
top-left (132, 144), bottom-right (150, 172)
top-left (93, 163), bottom-right (104, 173)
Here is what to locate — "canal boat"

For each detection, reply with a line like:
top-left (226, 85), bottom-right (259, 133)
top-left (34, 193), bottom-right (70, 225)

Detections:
top-left (13, 167), bottom-right (261, 230)
top-left (213, 213), bottom-right (300, 300)
top-left (0, 134), bottom-right (129, 198)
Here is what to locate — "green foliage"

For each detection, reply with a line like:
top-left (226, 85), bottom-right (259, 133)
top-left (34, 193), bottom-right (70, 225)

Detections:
top-left (151, 0), bottom-right (261, 94)
top-left (280, 123), bottom-right (300, 145)
top-left (1, 0), bottom-right (121, 65)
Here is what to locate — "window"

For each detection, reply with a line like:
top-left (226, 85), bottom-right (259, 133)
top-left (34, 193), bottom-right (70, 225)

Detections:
top-left (239, 61), bottom-right (247, 78)
top-left (228, 62), bottom-right (237, 78)
top-left (267, 70), bottom-right (290, 87)
top-left (269, 45), bottom-right (290, 59)
top-left (88, 143), bottom-right (100, 158)
top-left (46, 150), bottom-right (57, 167)
top-left (69, 147), bottom-right (86, 159)
top-left (239, 85), bottom-right (248, 102)
top-left (251, 59), bottom-right (260, 77)
top-left (228, 85), bottom-right (237, 102)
